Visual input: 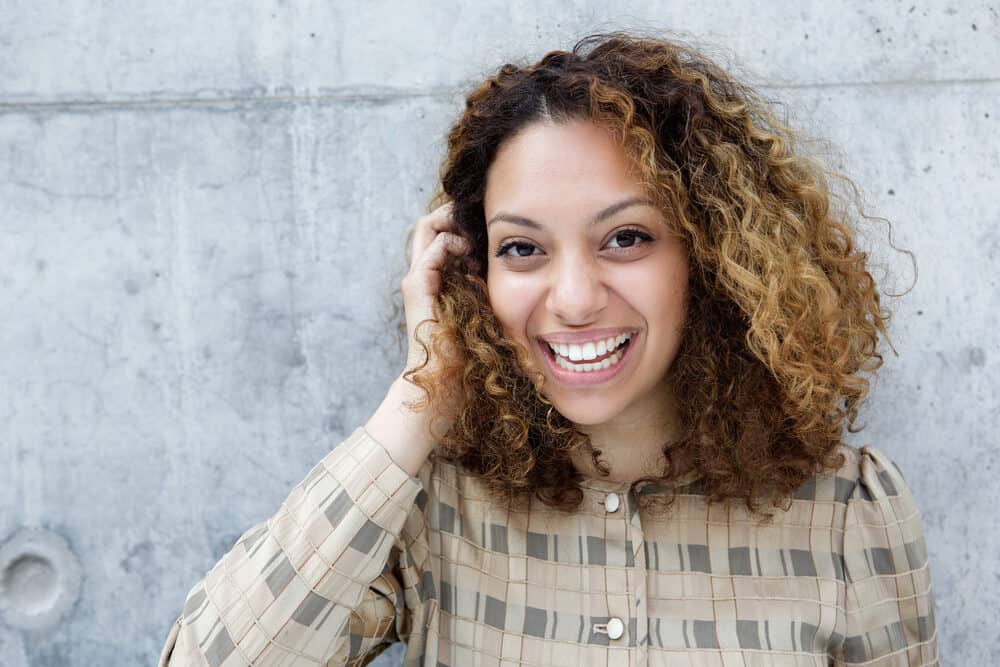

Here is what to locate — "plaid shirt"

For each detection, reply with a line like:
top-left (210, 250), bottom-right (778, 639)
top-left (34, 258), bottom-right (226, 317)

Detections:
top-left (159, 425), bottom-right (938, 666)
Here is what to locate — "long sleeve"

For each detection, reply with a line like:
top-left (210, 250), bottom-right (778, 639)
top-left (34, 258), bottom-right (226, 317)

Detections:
top-left (157, 426), bottom-right (429, 666)
top-left (833, 446), bottom-right (939, 666)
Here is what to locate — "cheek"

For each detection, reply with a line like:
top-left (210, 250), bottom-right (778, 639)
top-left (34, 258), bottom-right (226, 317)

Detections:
top-left (633, 254), bottom-right (690, 326)
top-left (487, 272), bottom-right (536, 339)
top-left (661, 262), bottom-right (691, 328)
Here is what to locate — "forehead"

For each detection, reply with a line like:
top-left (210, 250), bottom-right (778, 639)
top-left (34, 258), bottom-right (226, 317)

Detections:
top-left (484, 119), bottom-right (646, 213)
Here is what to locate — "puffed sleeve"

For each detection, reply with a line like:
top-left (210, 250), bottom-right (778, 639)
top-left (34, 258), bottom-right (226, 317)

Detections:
top-left (157, 426), bottom-right (431, 666)
top-left (832, 446), bottom-right (939, 666)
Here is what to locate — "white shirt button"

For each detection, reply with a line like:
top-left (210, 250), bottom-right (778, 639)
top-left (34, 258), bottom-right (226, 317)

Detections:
top-left (604, 492), bottom-right (620, 513)
top-left (607, 617), bottom-right (625, 639)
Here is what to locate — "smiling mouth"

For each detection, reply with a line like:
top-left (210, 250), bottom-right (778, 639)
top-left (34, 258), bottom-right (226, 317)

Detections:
top-left (542, 335), bottom-right (634, 372)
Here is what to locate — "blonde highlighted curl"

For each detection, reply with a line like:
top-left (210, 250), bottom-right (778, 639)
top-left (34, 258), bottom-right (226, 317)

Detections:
top-left (387, 31), bottom-right (913, 521)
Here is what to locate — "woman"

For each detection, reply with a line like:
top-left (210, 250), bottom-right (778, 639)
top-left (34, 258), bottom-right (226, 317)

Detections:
top-left (159, 32), bottom-right (938, 666)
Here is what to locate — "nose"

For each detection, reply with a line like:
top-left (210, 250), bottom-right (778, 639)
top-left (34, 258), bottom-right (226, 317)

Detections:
top-left (544, 251), bottom-right (608, 324)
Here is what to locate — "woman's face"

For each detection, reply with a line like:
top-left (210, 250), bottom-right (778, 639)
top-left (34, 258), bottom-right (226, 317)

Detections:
top-left (485, 119), bottom-right (690, 428)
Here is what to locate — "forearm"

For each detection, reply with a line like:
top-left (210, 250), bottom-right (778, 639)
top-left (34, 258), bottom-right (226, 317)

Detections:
top-left (364, 375), bottom-right (441, 478)
top-left (159, 427), bottom-right (425, 666)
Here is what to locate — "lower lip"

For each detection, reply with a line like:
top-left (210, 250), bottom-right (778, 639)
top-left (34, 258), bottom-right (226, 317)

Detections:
top-left (537, 332), bottom-right (638, 386)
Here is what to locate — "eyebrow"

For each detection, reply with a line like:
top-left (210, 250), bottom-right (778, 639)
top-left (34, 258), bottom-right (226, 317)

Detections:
top-left (485, 197), bottom-right (656, 230)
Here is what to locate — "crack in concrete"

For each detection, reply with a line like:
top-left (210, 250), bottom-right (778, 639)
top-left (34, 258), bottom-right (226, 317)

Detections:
top-left (1, 76), bottom-right (998, 113)
top-left (0, 85), bottom-right (463, 113)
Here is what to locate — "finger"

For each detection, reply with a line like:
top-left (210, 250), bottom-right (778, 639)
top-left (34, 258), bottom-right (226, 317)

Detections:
top-left (411, 206), bottom-right (460, 269)
top-left (410, 219), bottom-right (434, 266)
top-left (412, 232), bottom-right (469, 275)
top-left (410, 208), bottom-right (450, 265)
top-left (427, 201), bottom-right (456, 233)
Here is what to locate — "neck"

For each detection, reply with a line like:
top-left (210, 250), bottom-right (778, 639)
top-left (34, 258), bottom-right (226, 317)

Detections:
top-left (570, 393), bottom-right (685, 485)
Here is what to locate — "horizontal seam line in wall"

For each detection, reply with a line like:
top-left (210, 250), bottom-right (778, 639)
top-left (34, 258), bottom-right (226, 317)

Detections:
top-left (1, 76), bottom-right (999, 112)
top-left (0, 85), bottom-right (460, 113)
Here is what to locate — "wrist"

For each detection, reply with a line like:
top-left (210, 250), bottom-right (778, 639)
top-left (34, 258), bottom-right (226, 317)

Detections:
top-left (364, 378), bottom-right (438, 477)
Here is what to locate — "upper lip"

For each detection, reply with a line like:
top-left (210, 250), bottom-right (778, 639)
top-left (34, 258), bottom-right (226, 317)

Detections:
top-left (537, 328), bottom-right (638, 344)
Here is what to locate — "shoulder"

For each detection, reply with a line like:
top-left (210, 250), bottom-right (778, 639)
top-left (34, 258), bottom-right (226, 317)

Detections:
top-left (848, 442), bottom-right (924, 511)
top-left (789, 443), bottom-right (933, 595)
top-left (795, 442), bottom-right (920, 507)
top-left (828, 443), bottom-right (931, 573)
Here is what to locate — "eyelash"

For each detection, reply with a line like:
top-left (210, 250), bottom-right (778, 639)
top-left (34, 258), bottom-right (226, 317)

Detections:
top-left (494, 228), bottom-right (654, 260)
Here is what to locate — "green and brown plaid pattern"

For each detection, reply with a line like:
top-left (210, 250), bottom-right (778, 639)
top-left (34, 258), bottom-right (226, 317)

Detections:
top-left (159, 427), bottom-right (938, 666)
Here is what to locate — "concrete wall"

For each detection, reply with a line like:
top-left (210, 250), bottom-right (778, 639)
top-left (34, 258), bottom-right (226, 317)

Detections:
top-left (1, 2), bottom-right (996, 665)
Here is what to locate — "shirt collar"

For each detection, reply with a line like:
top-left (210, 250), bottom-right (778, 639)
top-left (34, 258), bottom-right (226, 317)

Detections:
top-left (576, 468), bottom-right (704, 494)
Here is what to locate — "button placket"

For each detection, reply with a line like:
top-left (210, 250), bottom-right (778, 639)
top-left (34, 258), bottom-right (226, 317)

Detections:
top-left (629, 485), bottom-right (650, 664)
top-left (585, 483), bottom-right (637, 649)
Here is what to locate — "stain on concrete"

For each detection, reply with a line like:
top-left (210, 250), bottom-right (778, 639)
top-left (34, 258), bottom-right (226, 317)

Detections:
top-left (120, 540), bottom-right (153, 573)
top-left (962, 346), bottom-right (986, 370)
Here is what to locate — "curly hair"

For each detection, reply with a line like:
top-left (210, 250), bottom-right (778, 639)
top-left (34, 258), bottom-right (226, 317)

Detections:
top-left (386, 30), bottom-right (912, 521)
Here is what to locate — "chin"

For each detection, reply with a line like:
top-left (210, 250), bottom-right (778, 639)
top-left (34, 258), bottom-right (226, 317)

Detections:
top-left (544, 394), bottom-right (623, 427)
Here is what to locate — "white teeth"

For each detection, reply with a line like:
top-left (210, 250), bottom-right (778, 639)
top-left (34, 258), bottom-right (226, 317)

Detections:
top-left (553, 346), bottom-right (626, 372)
top-left (548, 332), bottom-right (632, 361)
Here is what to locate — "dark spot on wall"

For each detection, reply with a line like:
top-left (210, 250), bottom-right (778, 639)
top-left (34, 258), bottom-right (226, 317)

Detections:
top-left (284, 347), bottom-right (306, 367)
top-left (124, 278), bottom-right (140, 295)
top-left (923, 165), bottom-right (932, 173)
top-left (120, 540), bottom-right (153, 573)
top-left (887, 189), bottom-right (895, 195)
top-left (972, 23), bottom-right (978, 30)
top-left (964, 346), bottom-right (986, 369)
top-left (917, 310), bottom-right (924, 315)
top-left (323, 414), bottom-right (343, 434)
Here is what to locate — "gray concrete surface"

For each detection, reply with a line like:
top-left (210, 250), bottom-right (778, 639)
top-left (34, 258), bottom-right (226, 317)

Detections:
top-left (1, 2), bottom-right (996, 665)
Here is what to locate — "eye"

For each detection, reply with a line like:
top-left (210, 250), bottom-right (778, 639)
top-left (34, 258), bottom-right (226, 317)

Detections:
top-left (493, 227), bottom-right (655, 261)
top-left (606, 228), bottom-right (653, 251)
top-left (495, 240), bottom-right (540, 258)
